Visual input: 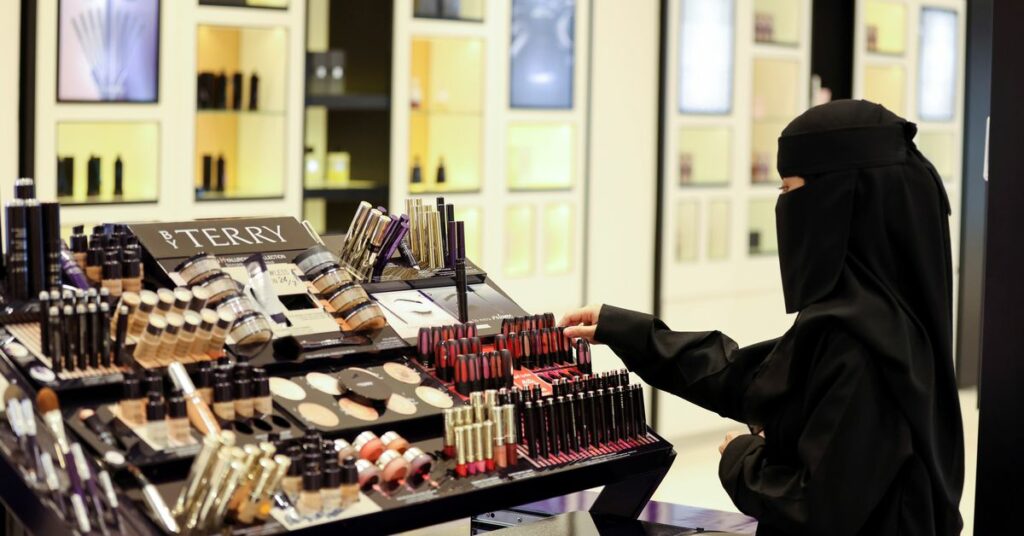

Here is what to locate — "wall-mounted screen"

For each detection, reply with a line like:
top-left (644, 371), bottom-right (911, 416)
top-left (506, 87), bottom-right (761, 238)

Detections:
top-left (510, 0), bottom-right (575, 109)
top-left (58, 0), bottom-right (160, 102)
top-left (918, 8), bottom-right (958, 122)
top-left (678, 0), bottom-right (734, 114)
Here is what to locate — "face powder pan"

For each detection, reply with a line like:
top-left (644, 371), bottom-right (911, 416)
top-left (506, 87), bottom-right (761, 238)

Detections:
top-left (337, 369), bottom-right (391, 411)
top-left (383, 362), bottom-right (422, 385)
top-left (375, 449), bottom-right (410, 484)
top-left (294, 245), bottom-right (342, 276)
top-left (338, 398), bottom-right (379, 422)
top-left (230, 312), bottom-right (273, 347)
top-left (353, 431), bottom-right (385, 462)
top-left (311, 266), bottom-right (351, 296)
top-left (386, 394), bottom-right (417, 416)
top-left (197, 272), bottom-right (239, 305)
top-left (344, 302), bottom-right (387, 332)
top-left (269, 377), bottom-right (307, 401)
top-left (355, 459), bottom-right (380, 489)
top-left (380, 431), bottom-right (410, 454)
top-left (415, 386), bottom-right (454, 409)
top-left (175, 253), bottom-right (222, 285)
top-left (326, 283), bottom-right (369, 314)
top-left (305, 372), bottom-right (342, 396)
top-left (297, 402), bottom-right (340, 429)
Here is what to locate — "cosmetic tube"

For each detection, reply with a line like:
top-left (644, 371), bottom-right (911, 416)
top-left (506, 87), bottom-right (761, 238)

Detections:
top-left (471, 423), bottom-right (485, 474)
top-left (455, 426), bottom-right (468, 478)
top-left (253, 369), bottom-right (272, 415)
top-left (173, 432), bottom-right (229, 518)
top-left (443, 408), bottom-right (457, 458)
top-left (208, 310), bottom-right (235, 357)
top-left (145, 393), bottom-right (168, 448)
top-left (168, 361), bottom-right (222, 436)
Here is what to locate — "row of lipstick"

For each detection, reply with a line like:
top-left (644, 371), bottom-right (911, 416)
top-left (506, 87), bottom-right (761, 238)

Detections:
top-left (39, 287), bottom-right (119, 374)
top-left (499, 313), bottom-right (558, 335)
top-left (494, 329), bottom-right (592, 372)
top-left (443, 390), bottom-right (518, 477)
top-left (415, 321), bottom-right (479, 367)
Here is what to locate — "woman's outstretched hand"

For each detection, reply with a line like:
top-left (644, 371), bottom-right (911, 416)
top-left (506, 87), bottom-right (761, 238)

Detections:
top-left (559, 304), bottom-right (603, 343)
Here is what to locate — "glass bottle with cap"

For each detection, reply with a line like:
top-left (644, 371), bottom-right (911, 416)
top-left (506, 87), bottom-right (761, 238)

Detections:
top-left (340, 456), bottom-right (359, 507)
top-left (321, 459), bottom-right (342, 512)
top-left (167, 391), bottom-right (190, 446)
top-left (297, 467), bottom-right (323, 517)
top-left (145, 392), bottom-right (167, 448)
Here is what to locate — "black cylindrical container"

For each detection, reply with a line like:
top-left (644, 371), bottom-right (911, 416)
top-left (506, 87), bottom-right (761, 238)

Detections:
top-left (114, 156), bottom-right (124, 197)
top-left (249, 73), bottom-right (260, 110)
top-left (202, 155), bottom-right (213, 191)
top-left (25, 199), bottom-right (46, 297)
top-left (87, 156), bottom-right (101, 197)
top-left (232, 72), bottom-right (243, 110)
top-left (42, 202), bottom-right (62, 290)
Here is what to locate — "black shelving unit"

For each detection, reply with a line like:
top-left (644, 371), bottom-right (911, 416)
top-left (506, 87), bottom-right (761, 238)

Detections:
top-left (303, 1), bottom-right (394, 234)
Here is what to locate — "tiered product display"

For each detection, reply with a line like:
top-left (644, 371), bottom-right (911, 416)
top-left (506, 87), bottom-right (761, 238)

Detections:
top-left (0, 178), bottom-right (674, 534)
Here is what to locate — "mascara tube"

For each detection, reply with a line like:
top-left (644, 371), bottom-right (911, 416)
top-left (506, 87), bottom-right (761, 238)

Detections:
top-left (5, 199), bottom-right (29, 301)
top-left (42, 202), bottom-right (62, 290)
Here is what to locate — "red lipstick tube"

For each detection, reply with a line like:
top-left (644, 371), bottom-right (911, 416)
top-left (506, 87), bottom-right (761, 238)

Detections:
top-left (455, 426), bottom-right (468, 478)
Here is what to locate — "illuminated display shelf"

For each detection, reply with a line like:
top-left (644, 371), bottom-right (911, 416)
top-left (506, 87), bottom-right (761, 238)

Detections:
top-left (390, 0), bottom-right (590, 315)
top-left (31, 0), bottom-right (305, 227)
top-left (56, 121), bottom-right (160, 205)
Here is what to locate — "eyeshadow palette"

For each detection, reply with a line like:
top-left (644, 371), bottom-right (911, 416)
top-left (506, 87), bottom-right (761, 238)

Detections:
top-left (271, 359), bottom-right (462, 438)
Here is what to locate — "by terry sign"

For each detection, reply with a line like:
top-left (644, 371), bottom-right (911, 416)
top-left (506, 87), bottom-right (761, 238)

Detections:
top-left (128, 217), bottom-right (317, 260)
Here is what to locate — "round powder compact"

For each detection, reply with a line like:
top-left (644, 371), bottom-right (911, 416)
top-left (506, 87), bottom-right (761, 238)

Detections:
top-left (338, 398), bottom-right (379, 422)
top-left (386, 394), bottom-right (417, 416)
top-left (375, 449), bottom-right (410, 484)
top-left (229, 312), bottom-right (273, 347)
top-left (294, 245), bottom-right (341, 277)
top-left (403, 447), bottom-right (434, 478)
top-left (326, 283), bottom-right (368, 315)
top-left (269, 377), bottom-right (307, 401)
top-left (382, 362), bottom-right (421, 385)
top-left (175, 253), bottom-right (222, 285)
top-left (305, 372), bottom-right (342, 396)
top-left (217, 294), bottom-right (257, 319)
top-left (197, 272), bottom-right (239, 305)
top-left (355, 459), bottom-right (380, 489)
top-left (353, 431), bottom-right (384, 462)
top-left (415, 386), bottom-right (455, 409)
top-left (380, 431), bottom-right (410, 454)
top-left (311, 266), bottom-right (351, 296)
top-left (337, 369), bottom-right (391, 411)
top-left (344, 302), bottom-right (387, 332)
top-left (297, 402), bottom-right (340, 429)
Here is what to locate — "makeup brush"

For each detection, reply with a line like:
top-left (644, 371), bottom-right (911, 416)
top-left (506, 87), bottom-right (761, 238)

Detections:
top-left (36, 387), bottom-right (70, 457)
top-left (19, 398), bottom-right (41, 483)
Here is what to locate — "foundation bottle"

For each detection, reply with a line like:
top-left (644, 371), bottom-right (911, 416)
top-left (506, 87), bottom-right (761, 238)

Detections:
top-left (321, 460), bottom-right (342, 512)
top-left (190, 309), bottom-right (218, 358)
top-left (145, 392), bottom-right (167, 448)
top-left (340, 456), bottom-right (359, 508)
top-left (297, 468), bottom-right (323, 517)
top-left (128, 290), bottom-right (158, 338)
top-left (196, 362), bottom-right (214, 406)
top-left (208, 310), bottom-right (236, 357)
top-left (135, 316), bottom-right (167, 367)
top-left (176, 310), bottom-right (201, 358)
top-left (154, 288), bottom-right (175, 318)
top-left (120, 376), bottom-right (146, 426)
top-left (281, 448), bottom-right (303, 500)
top-left (213, 381), bottom-right (235, 424)
top-left (167, 392), bottom-right (190, 446)
top-left (252, 368), bottom-right (272, 416)
top-left (122, 256), bottom-right (142, 293)
top-left (102, 260), bottom-right (123, 298)
top-left (234, 377), bottom-right (254, 419)
top-left (171, 288), bottom-right (192, 317)
top-left (71, 227), bottom-right (88, 271)
top-left (156, 313), bottom-right (183, 365)
top-left (86, 247), bottom-right (104, 287)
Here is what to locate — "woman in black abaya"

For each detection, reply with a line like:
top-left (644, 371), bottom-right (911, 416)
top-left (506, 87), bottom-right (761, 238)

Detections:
top-left (561, 100), bottom-right (964, 535)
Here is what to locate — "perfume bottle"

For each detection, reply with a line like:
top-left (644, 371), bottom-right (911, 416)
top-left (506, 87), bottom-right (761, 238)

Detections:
top-left (411, 156), bottom-right (423, 184)
top-left (436, 157), bottom-right (447, 184)
top-left (114, 155), bottom-right (124, 197)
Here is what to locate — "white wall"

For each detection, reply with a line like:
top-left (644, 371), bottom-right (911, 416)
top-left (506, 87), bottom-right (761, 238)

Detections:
top-left (0, 2), bottom-right (20, 217)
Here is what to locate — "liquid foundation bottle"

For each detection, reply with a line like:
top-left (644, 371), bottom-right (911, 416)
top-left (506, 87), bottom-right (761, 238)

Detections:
top-left (321, 460), bottom-right (342, 512)
top-left (176, 310), bottom-right (201, 358)
top-left (340, 456), bottom-right (359, 508)
top-left (297, 468), bottom-right (323, 517)
top-left (213, 381), bottom-right (235, 424)
top-left (145, 392), bottom-right (167, 448)
top-left (154, 288), bottom-right (175, 318)
top-left (128, 290), bottom-right (158, 338)
top-left (252, 368), bottom-right (272, 416)
top-left (120, 376), bottom-right (146, 426)
top-left (122, 257), bottom-right (142, 294)
top-left (196, 362), bottom-right (214, 406)
top-left (135, 316), bottom-right (167, 367)
top-left (86, 247), bottom-right (104, 287)
top-left (208, 310), bottom-right (236, 357)
top-left (71, 226), bottom-right (88, 270)
top-left (281, 448), bottom-right (303, 501)
top-left (190, 309), bottom-right (218, 359)
top-left (234, 377), bottom-right (254, 419)
top-left (102, 260), bottom-right (123, 298)
top-left (171, 288), bottom-right (192, 317)
top-left (167, 392), bottom-right (190, 446)
top-left (156, 312), bottom-right (183, 365)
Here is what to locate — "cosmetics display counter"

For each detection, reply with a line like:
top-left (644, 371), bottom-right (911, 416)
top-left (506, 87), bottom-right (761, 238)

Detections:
top-left (0, 184), bottom-right (674, 535)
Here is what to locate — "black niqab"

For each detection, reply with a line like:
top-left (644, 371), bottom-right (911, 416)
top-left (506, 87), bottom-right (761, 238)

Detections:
top-left (761, 100), bottom-right (963, 529)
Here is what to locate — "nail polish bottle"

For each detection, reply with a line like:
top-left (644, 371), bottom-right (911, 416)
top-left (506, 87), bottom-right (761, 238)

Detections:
top-left (252, 368), bottom-right (272, 416)
top-left (167, 392), bottom-right (190, 446)
top-left (213, 381), bottom-right (235, 424)
top-left (234, 377), bottom-right (254, 419)
top-left (297, 468), bottom-right (323, 517)
top-left (340, 456), bottom-right (359, 508)
top-left (145, 392), bottom-right (167, 448)
top-left (321, 460), bottom-right (342, 512)
top-left (120, 376), bottom-right (146, 426)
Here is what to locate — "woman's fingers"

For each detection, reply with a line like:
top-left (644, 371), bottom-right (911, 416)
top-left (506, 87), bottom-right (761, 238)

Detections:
top-left (563, 324), bottom-right (597, 342)
top-left (558, 304), bottom-right (602, 328)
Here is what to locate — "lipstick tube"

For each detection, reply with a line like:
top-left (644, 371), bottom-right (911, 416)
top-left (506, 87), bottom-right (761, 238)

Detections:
top-left (545, 398), bottom-right (561, 456)
top-left (417, 327), bottom-right (432, 366)
top-left (576, 393), bottom-right (590, 449)
top-left (471, 423), bottom-right (485, 474)
top-left (455, 426), bottom-right (468, 478)
top-left (524, 401), bottom-right (538, 458)
top-left (443, 408), bottom-right (457, 458)
top-left (483, 422), bottom-right (495, 472)
top-left (454, 222), bottom-right (468, 323)
top-left (586, 391), bottom-right (600, 446)
top-left (502, 404), bottom-right (518, 465)
top-left (634, 384), bottom-right (647, 437)
top-left (566, 395), bottom-right (581, 452)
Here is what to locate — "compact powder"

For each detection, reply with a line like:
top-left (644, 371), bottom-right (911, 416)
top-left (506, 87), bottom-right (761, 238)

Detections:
top-left (327, 283), bottom-right (368, 314)
top-left (230, 312), bottom-right (273, 347)
top-left (338, 397), bottom-right (379, 421)
top-left (198, 273), bottom-right (239, 305)
top-left (344, 302), bottom-right (387, 332)
top-left (311, 267), bottom-right (351, 296)
top-left (175, 253), bottom-right (222, 285)
top-left (383, 362), bottom-right (421, 385)
top-left (415, 386), bottom-right (454, 409)
top-left (305, 372), bottom-right (342, 396)
top-left (336, 369), bottom-right (391, 409)
top-left (269, 377), bottom-right (307, 401)
top-left (297, 402), bottom-right (340, 428)
top-left (386, 394), bottom-right (417, 416)
top-left (294, 245), bottom-right (341, 276)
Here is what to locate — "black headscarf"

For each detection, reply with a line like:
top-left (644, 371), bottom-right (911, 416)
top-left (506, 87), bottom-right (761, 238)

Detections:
top-left (752, 100), bottom-right (963, 526)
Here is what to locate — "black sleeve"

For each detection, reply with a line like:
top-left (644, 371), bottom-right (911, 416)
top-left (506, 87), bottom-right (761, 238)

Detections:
top-left (593, 304), bottom-right (778, 422)
top-left (717, 330), bottom-right (913, 535)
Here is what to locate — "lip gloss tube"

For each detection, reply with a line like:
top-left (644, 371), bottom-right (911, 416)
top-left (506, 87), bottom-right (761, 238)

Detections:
top-left (576, 393), bottom-right (590, 449)
top-left (501, 404), bottom-right (518, 465)
top-left (634, 384), bottom-right (647, 436)
top-left (455, 426), bottom-right (469, 477)
top-left (493, 408), bottom-right (507, 469)
top-left (524, 401), bottom-right (538, 458)
top-left (587, 391), bottom-right (601, 446)
top-left (443, 408), bottom-right (457, 458)
top-left (471, 423), bottom-right (485, 474)
top-left (417, 327), bottom-right (432, 366)
top-left (546, 398), bottom-right (562, 456)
